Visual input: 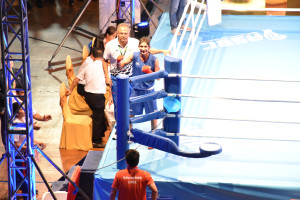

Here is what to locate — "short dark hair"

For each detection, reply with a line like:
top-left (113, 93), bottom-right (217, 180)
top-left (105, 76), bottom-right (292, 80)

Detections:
top-left (93, 38), bottom-right (104, 52)
top-left (125, 149), bottom-right (140, 167)
top-left (139, 37), bottom-right (150, 46)
top-left (104, 26), bottom-right (117, 37)
top-left (13, 102), bottom-right (20, 115)
top-left (92, 48), bottom-right (103, 59)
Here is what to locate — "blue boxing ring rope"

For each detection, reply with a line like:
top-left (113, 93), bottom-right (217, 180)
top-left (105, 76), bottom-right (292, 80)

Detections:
top-left (116, 56), bottom-right (222, 169)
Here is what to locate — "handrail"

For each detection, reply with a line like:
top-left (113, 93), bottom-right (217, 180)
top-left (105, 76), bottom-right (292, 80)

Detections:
top-left (169, 0), bottom-right (207, 59)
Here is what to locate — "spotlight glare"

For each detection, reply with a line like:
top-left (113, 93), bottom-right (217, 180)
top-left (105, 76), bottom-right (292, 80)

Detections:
top-left (134, 21), bottom-right (150, 38)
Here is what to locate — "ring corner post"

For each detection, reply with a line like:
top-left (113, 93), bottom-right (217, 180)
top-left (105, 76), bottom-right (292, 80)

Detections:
top-left (164, 56), bottom-right (182, 145)
top-left (116, 74), bottom-right (130, 169)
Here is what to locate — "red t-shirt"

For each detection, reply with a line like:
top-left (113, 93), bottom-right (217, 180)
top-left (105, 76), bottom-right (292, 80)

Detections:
top-left (112, 167), bottom-right (154, 200)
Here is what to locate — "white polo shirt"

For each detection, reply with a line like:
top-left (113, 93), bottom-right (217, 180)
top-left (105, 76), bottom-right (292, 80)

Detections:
top-left (78, 56), bottom-right (93, 85)
top-left (77, 59), bottom-right (106, 94)
top-left (103, 37), bottom-right (139, 77)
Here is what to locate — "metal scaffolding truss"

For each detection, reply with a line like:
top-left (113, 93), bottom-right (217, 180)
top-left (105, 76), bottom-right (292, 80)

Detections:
top-left (0, 0), bottom-right (36, 199)
top-left (117, 0), bottom-right (164, 35)
top-left (0, 2), bottom-right (100, 200)
top-left (117, 0), bottom-right (135, 28)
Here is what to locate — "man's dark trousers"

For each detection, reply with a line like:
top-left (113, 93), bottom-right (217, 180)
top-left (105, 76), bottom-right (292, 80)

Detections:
top-left (84, 92), bottom-right (106, 143)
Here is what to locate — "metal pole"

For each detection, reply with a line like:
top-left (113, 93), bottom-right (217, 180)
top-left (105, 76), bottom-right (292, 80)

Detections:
top-left (149, 0), bottom-right (164, 13)
top-left (116, 74), bottom-right (129, 169)
top-left (137, 0), bottom-right (158, 28)
top-left (31, 156), bottom-right (57, 200)
top-left (36, 147), bottom-right (91, 200)
top-left (131, 0), bottom-right (135, 32)
top-left (0, 154), bottom-right (6, 166)
top-left (48, 0), bottom-right (92, 68)
top-left (164, 56), bottom-right (182, 145)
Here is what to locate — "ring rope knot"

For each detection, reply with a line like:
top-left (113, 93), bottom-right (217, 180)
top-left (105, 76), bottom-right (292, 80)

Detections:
top-left (127, 130), bottom-right (134, 141)
top-left (171, 93), bottom-right (176, 100)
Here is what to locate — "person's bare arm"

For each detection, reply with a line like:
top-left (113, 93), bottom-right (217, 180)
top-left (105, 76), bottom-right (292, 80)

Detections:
top-left (107, 86), bottom-right (113, 106)
top-left (103, 60), bottom-right (112, 86)
top-left (66, 77), bottom-right (80, 96)
top-left (33, 113), bottom-right (52, 121)
top-left (34, 140), bottom-right (46, 150)
top-left (154, 58), bottom-right (160, 72)
top-left (118, 54), bottom-right (133, 70)
top-left (14, 141), bottom-right (26, 150)
top-left (149, 49), bottom-right (171, 56)
top-left (33, 122), bottom-right (41, 130)
top-left (148, 183), bottom-right (158, 200)
top-left (109, 188), bottom-right (118, 200)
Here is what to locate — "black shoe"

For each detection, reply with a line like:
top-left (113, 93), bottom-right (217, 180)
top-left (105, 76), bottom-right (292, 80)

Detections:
top-left (93, 142), bottom-right (106, 148)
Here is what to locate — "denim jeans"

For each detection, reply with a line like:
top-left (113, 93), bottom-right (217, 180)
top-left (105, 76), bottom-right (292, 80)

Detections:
top-left (169, 0), bottom-right (187, 30)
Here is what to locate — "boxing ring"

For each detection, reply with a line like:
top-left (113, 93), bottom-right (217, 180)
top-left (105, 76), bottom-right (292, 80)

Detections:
top-left (93, 12), bottom-right (300, 199)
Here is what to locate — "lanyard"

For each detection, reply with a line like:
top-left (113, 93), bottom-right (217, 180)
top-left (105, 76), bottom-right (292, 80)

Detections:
top-left (118, 45), bottom-right (128, 56)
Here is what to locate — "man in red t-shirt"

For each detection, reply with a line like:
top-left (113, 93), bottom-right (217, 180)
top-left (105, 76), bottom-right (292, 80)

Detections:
top-left (110, 149), bottom-right (158, 200)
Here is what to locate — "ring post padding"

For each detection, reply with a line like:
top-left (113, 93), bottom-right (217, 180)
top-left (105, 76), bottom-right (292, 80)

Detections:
top-left (116, 74), bottom-right (129, 169)
top-left (164, 56), bottom-right (182, 145)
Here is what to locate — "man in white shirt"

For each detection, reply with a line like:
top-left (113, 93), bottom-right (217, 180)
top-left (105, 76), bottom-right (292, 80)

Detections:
top-left (103, 23), bottom-right (170, 118)
top-left (67, 48), bottom-right (107, 148)
top-left (77, 55), bottom-right (93, 96)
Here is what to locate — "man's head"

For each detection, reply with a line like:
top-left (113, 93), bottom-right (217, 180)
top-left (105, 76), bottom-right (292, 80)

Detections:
top-left (125, 149), bottom-right (140, 167)
top-left (117, 23), bottom-right (130, 45)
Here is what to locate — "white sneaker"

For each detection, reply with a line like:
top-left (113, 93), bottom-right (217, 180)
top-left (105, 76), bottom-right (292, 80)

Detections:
top-left (180, 24), bottom-right (192, 31)
top-left (171, 28), bottom-right (181, 36)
